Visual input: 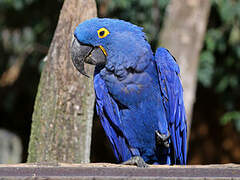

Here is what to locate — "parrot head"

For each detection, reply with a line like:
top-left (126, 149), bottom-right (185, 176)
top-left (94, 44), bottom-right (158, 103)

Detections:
top-left (71, 18), bottom-right (152, 77)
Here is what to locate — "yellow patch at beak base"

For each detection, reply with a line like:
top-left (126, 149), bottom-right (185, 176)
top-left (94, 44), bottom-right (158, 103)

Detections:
top-left (99, 45), bottom-right (107, 56)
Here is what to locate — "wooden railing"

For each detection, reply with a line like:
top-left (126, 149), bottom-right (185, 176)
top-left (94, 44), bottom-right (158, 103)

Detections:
top-left (0, 163), bottom-right (239, 180)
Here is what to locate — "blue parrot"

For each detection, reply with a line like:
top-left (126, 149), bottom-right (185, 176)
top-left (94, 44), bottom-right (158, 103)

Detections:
top-left (71, 18), bottom-right (187, 167)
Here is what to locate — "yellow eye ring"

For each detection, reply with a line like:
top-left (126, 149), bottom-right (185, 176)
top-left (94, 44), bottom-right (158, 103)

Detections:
top-left (97, 27), bottom-right (110, 38)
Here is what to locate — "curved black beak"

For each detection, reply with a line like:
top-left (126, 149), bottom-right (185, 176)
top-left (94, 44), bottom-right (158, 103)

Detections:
top-left (70, 37), bottom-right (106, 77)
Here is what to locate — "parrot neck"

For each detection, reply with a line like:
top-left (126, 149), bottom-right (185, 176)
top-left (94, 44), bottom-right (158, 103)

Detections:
top-left (101, 42), bottom-right (153, 81)
top-left (106, 36), bottom-right (153, 71)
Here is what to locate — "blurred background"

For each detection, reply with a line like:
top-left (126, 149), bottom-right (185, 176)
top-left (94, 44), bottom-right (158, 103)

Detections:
top-left (0, 0), bottom-right (239, 164)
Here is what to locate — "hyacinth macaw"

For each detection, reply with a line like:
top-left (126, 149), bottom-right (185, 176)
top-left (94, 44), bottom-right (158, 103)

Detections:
top-left (71, 18), bottom-right (187, 167)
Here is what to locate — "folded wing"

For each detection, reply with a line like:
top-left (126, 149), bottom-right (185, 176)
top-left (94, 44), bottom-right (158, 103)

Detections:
top-left (155, 48), bottom-right (187, 164)
top-left (94, 73), bottom-right (132, 162)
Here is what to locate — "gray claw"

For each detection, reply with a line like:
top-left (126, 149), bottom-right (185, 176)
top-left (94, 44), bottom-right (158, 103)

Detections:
top-left (155, 130), bottom-right (171, 148)
top-left (122, 156), bottom-right (149, 168)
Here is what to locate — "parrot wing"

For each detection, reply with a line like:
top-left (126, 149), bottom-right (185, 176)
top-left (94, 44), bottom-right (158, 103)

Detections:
top-left (155, 47), bottom-right (187, 164)
top-left (94, 72), bottom-right (132, 162)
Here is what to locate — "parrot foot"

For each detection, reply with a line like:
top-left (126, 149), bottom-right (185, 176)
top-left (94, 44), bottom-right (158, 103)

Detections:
top-left (122, 156), bottom-right (149, 168)
top-left (155, 130), bottom-right (170, 148)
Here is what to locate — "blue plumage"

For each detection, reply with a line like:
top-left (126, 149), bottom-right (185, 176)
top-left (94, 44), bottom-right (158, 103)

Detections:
top-left (74, 18), bottom-right (187, 165)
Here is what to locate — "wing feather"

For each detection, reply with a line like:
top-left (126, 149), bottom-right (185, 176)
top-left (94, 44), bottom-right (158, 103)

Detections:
top-left (154, 47), bottom-right (187, 164)
top-left (94, 73), bottom-right (132, 162)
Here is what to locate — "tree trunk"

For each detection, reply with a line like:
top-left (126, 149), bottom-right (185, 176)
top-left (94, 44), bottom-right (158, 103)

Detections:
top-left (27, 0), bottom-right (97, 163)
top-left (159, 0), bottom-right (211, 143)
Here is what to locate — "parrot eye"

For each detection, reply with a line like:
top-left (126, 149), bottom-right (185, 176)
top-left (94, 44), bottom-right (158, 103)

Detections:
top-left (97, 27), bottom-right (110, 38)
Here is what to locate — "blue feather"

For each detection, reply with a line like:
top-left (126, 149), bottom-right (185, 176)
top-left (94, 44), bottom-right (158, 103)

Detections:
top-left (94, 72), bottom-right (132, 162)
top-left (155, 47), bottom-right (187, 164)
top-left (74, 18), bottom-right (187, 165)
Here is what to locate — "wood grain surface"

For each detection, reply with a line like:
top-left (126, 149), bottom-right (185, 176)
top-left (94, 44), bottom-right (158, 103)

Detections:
top-left (0, 163), bottom-right (239, 180)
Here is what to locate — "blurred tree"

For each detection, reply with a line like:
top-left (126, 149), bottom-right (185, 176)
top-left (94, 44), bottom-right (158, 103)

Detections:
top-left (198, 0), bottom-right (240, 131)
top-left (0, 0), bottom-right (63, 162)
top-left (0, 129), bottom-right (22, 163)
top-left (188, 0), bottom-right (240, 164)
top-left (159, 0), bottom-right (211, 142)
top-left (27, 0), bottom-right (97, 163)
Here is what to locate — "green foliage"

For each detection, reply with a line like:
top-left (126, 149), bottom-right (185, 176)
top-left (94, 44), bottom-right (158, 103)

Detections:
top-left (221, 111), bottom-right (240, 131)
top-left (0, 0), bottom-right (63, 162)
top-left (0, 0), bottom-right (63, 72)
top-left (198, 50), bottom-right (215, 87)
top-left (2, 27), bottom-right (35, 55)
top-left (0, 0), bottom-right (34, 11)
top-left (198, 0), bottom-right (240, 130)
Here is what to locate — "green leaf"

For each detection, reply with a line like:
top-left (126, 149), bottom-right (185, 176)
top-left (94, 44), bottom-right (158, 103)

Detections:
top-left (221, 111), bottom-right (240, 124)
top-left (218, 0), bottom-right (236, 24)
top-left (198, 51), bottom-right (215, 87)
top-left (220, 111), bottom-right (240, 132)
top-left (216, 75), bottom-right (229, 92)
top-left (205, 29), bottom-right (223, 51)
top-left (229, 24), bottom-right (240, 45)
top-left (229, 75), bottom-right (238, 89)
top-left (139, 0), bottom-right (153, 7)
top-left (235, 45), bottom-right (240, 58)
top-left (234, 119), bottom-right (240, 132)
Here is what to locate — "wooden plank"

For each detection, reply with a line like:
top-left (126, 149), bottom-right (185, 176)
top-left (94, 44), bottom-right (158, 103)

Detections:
top-left (0, 163), bottom-right (239, 180)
